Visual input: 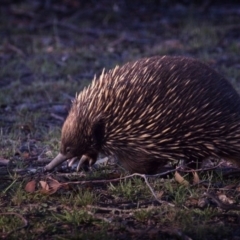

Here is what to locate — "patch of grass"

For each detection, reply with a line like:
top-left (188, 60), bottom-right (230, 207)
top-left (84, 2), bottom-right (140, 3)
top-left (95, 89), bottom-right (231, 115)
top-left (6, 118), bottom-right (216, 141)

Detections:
top-left (0, 131), bottom-right (19, 158)
top-left (61, 188), bottom-right (99, 207)
top-left (74, 189), bottom-right (99, 206)
top-left (134, 209), bottom-right (155, 222)
top-left (221, 65), bottom-right (240, 92)
top-left (108, 177), bottom-right (149, 202)
top-left (176, 208), bottom-right (217, 228)
top-left (163, 178), bottom-right (193, 206)
top-left (10, 182), bottom-right (49, 206)
top-left (53, 209), bottom-right (93, 226)
top-left (1, 79), bottom-right (81, 106)
top-left (181, 21), bottom-right (219, 50)
top-left (176, 208), bottom-right (231, 240)
top-left (0, 214), bottom-right (24, 234)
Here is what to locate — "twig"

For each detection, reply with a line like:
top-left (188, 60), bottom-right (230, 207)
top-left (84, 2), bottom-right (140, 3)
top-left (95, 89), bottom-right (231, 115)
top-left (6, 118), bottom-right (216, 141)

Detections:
top-left (222, 169), bottom-right (240, 178)
top-left (47, 172), bottom-right (176, 207)
top-left (141, 174), bottom-right (169, 205)
top-left (204, 192), bottom-right (240, 211)
top-left (177, 162), bottom-right (224, 173)
top-left (87, 211), bottom-right (112, 223)
top-left (2, 179), bottom-right (18, 194)
top-left (4, 42), bottom-right (25, 57)
top-left (50, 113), bottom-right (65, 121)
top-left (86, 204), bottom-right (163, 213)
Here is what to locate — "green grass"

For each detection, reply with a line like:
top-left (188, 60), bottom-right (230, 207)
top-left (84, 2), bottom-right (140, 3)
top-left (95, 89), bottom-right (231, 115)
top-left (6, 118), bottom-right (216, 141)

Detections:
top-left (108, 177), bottom-right (150, 202)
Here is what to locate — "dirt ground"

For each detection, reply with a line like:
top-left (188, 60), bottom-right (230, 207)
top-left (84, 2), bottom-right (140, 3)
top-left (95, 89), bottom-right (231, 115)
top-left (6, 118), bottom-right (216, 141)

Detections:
top-left (1, 1), bottom-right (240, 239)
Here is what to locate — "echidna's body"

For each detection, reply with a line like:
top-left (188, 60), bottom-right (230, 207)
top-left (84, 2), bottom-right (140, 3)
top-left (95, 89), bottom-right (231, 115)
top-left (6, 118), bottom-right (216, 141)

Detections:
top-left (45, 56), bottom-right (240, 174)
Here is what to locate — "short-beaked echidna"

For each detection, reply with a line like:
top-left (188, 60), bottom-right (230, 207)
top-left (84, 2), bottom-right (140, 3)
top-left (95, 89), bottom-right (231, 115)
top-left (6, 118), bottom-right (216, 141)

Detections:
top-left (45, 56), bottom-right (240, 174)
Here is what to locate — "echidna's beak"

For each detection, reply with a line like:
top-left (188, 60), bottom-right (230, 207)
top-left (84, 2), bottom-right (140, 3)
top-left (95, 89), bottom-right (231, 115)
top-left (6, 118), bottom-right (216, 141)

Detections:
top-left (44, 153), bottom-right (67, 171)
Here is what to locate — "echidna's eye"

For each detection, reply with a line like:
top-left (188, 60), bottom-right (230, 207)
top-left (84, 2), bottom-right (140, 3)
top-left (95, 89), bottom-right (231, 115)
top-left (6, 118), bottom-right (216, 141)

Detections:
top-left (66, 147), bottom-right (71, 154)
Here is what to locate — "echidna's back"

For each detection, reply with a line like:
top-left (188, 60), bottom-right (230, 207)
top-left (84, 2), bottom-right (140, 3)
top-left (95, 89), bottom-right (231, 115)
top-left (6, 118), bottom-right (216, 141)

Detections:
top-left (74, 56), bottom-right (240, 173)
top-left (101, 56), bottom-right (240, 132)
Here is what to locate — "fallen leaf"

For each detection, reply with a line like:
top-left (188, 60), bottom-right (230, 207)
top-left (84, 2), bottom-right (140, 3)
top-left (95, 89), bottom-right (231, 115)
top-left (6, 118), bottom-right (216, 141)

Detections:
top-left (193, 171), bottom-right (200, 184)
top-left (47, 177), bottom-right (63, 193)
top-left (25, 180), bottom-right (36, 193)
top-left (218, 194), bottom-right (234, 204)
top-left (175, 171), bottom-right (189, 186)
top-left (156, 190), bottom-right (164, 199)
top-left (221, 183), bottom-right (238, 190)
top-left (22, 152), bottom-right (30, 159)
top-left (39, 177), bottom-right (68, 195)
top-left (198, 197), bottom-right (210, 208)
top-left (39, 181), bottom-right (51, 194)
top-left (186, 197), bottom-right (199, 207)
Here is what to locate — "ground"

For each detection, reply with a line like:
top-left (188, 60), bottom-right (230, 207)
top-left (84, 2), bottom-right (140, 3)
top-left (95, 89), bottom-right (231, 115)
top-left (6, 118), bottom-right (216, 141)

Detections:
top-left (1, 1), bottom-right (240, 239)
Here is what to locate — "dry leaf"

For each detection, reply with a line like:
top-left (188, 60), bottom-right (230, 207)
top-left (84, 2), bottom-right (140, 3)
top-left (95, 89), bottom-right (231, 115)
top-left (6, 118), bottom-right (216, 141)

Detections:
top-left (39, 181), bottom-right (49, 190)
top-left (221, 183), bottom-right (238, 190)
top-left (218, 194), bottom-right (234, 204)
top-left (186, 197), bottom-right (199, 207)
top-left (198, 197), bottom-right (210, 208)
top-left (156, 190), bottom-right (164, 199)
top-left (39, 177), bottom-right (68, 195)
top-left (22, 152), bottom-right (30, 159)
top-left (193, 171), bottom-right (200, 184)
top-left (47, 177), bottom-right (63, 193)
top-left (25, 180), bottom-right (36, 193)
top-left (39, 180), bottom-right (51, 194)
top-left (175, 171), bottom-right (189, 186)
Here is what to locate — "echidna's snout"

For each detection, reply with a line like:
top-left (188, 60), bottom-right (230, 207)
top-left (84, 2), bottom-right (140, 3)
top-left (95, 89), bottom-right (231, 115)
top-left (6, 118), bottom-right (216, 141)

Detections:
top-left (44, 153), bottom-right (68, 171)
top-left (44, 153), bottom-right (96, 172)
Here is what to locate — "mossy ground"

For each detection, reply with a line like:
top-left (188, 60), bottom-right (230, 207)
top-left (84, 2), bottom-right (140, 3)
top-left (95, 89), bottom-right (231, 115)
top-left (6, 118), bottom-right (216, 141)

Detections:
top-left (1, 1), bottom-right (240, 239)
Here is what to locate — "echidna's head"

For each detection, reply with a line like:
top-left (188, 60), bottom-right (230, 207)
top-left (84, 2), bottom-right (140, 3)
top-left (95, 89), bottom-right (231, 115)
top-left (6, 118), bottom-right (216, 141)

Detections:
top-left (60, 111), bottom-right (86, 159)
top-left (44, 100), bottom-right (106, 171)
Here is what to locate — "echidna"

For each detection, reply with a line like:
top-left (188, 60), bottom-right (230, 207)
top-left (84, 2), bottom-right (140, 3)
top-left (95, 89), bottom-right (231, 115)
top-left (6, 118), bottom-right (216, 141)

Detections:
top-left (44, 56), bottom-right (240, 174)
